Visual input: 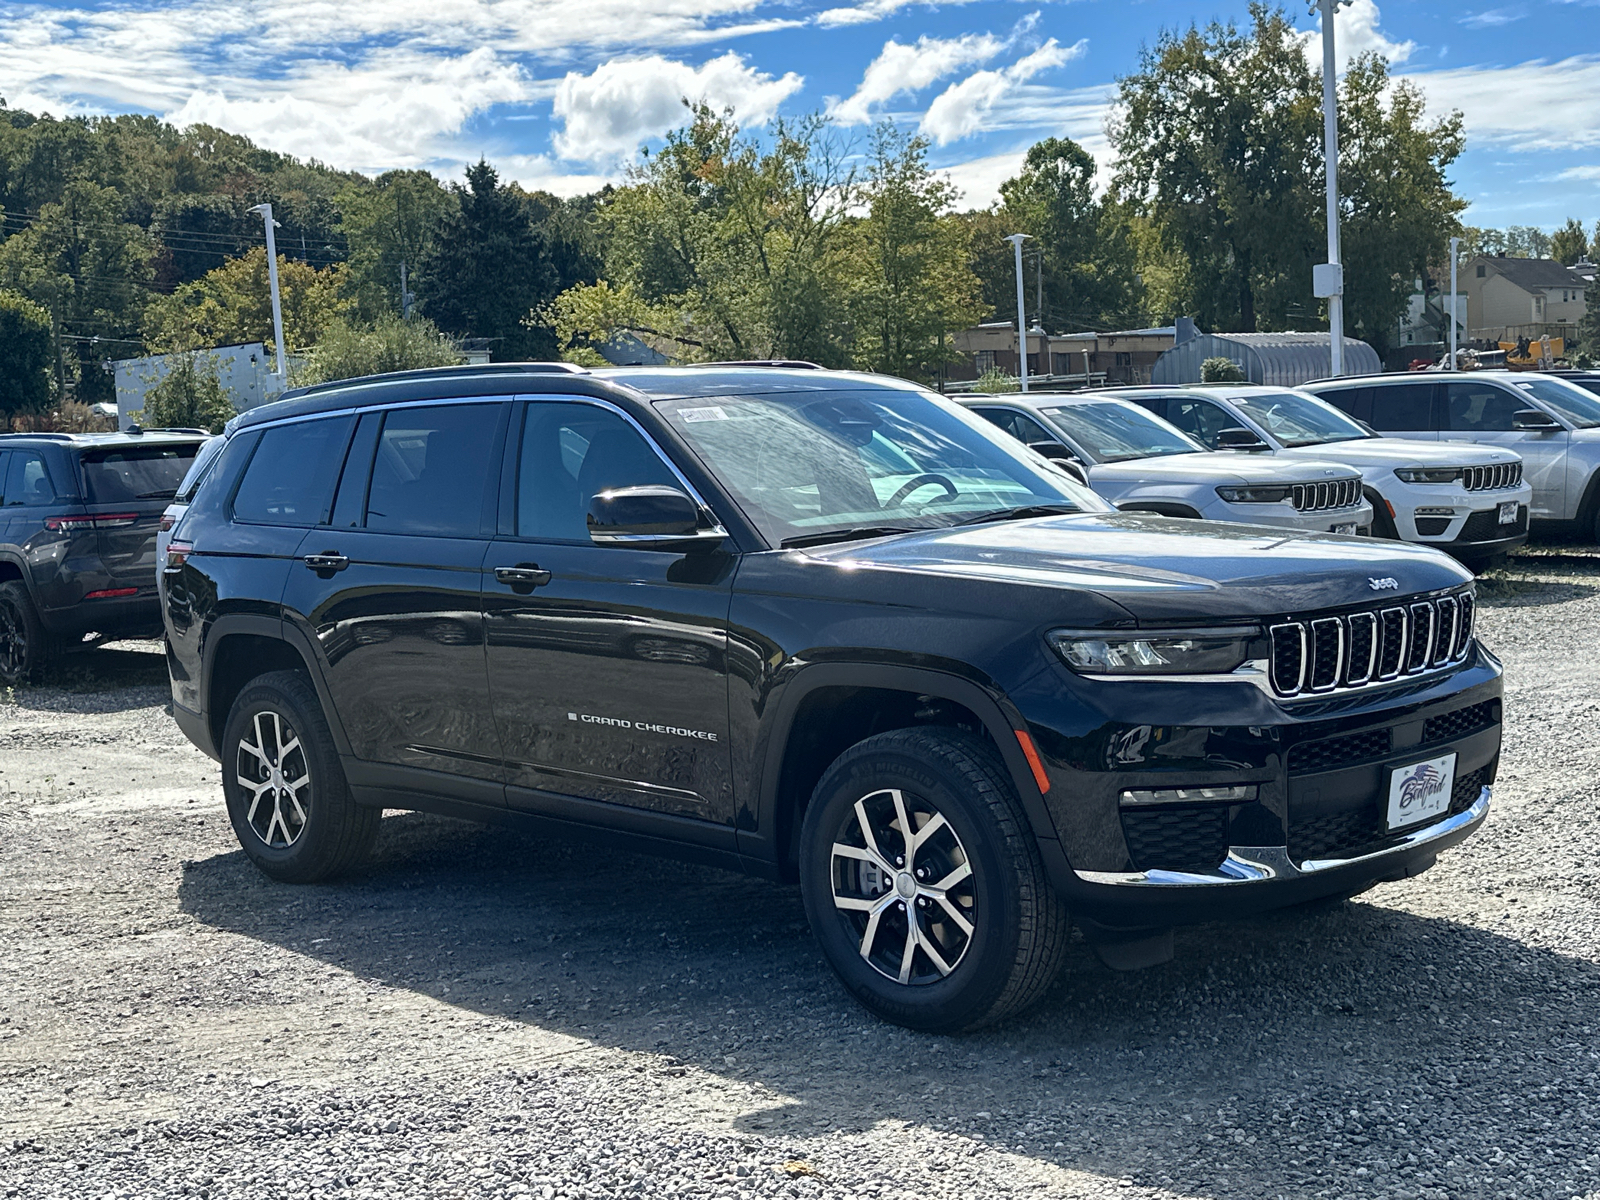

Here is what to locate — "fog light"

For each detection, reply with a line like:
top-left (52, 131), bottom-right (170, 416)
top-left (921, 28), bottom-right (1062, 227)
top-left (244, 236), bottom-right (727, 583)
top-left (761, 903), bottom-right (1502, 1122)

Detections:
top-left (1118, 785), bottom-right (1258, 806)
top-left (1413, 507), bottom-right (1456, 517)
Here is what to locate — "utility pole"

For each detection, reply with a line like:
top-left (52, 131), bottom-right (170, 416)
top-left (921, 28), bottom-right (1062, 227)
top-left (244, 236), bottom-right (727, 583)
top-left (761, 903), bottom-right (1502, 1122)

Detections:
top-left (1034, 249), bottom-right (1044, 332)
top-left (1311, 0), bottom-right (1351, 377)
top-left (1005, 233), bottom-right (1032, 392)
top-left (51, 288), bottom-right (67, 404)
top-left (248, 203), bottom-right (288, 388)
top-left (400, 261), bottom-right (415, 320)
top-left (1448, 235), bottom-right (1461, 368)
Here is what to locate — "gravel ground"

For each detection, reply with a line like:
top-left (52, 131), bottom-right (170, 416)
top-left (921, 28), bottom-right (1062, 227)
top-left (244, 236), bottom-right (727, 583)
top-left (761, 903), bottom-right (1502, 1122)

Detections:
top-left (2, 555), bottom-right (1599, 1200)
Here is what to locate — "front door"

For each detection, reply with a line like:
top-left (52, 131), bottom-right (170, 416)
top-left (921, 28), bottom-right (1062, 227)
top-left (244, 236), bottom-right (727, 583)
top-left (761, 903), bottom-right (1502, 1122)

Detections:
top-left (484, 399), bottom-right (736, 826)
top-left (279, 401), bottom-right (508, 785)
top-left (1442, 380), bottom-right (1568, 519)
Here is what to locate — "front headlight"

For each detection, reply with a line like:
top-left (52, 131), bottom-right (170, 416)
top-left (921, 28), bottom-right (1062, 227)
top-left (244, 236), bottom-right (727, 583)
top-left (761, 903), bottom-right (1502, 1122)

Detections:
top-left (1394, 467), bottom-right (1464, 484)
top-left (1215, 485), bottom-right (1293, 504)
top-left (1046, 627), bottom-right (1263, 676)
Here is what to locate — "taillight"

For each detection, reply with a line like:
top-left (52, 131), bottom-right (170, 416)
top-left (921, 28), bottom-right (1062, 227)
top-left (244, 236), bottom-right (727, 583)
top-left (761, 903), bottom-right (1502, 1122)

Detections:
top-left (84, 587), bottom-right (140, 600)
top-left (46, 513), bottom-right (140, 531)
top-left (158, 514), bottom-right (176, 532)
top-left (166, 540), bottom-right (194, 569)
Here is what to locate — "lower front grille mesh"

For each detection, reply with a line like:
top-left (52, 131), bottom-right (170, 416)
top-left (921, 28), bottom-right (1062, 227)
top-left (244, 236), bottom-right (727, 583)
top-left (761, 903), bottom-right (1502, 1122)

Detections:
top-left (1121, 808), bottom-right (1229, 873)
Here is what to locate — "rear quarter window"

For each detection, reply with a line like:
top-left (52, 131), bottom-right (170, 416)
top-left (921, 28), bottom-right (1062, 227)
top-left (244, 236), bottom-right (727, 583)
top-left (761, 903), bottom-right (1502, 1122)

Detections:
top-left (82, 444), bottom-right (199, 504)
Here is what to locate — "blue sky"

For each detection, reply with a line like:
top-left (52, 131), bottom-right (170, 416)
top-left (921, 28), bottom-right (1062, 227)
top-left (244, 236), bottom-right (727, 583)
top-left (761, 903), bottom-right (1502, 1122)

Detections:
top-left (1, 0), bottom-right (1597, 229)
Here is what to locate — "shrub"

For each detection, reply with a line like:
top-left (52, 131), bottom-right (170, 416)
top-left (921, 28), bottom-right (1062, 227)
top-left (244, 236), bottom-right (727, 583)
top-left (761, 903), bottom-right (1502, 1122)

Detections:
top-left (135, 352), bottom-right (235, 433)
top-left (970, 366), bottom-right (1021, 393)
top-left (1200, 356), bottom-right (1246, 382)
top-left (293, 314), bottom-right (463, 386)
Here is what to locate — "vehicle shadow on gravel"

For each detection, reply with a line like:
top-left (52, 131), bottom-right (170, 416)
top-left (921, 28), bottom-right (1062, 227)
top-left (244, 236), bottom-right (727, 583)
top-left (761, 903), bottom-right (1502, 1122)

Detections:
top-left (178, 811), bottom-right (1600, 1195)
top-left (9, 641), bottom-right (169, 710)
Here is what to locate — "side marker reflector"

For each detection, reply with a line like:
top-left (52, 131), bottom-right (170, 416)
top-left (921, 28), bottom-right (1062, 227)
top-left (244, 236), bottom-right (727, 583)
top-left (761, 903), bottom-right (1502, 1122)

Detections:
top-left (1014, 729), bottom-right (1051, 795)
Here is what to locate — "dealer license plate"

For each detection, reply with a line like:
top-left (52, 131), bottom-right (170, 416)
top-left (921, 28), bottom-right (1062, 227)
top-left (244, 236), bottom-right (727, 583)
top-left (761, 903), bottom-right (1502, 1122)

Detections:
top-left (1498, 500), bottom-right (1518, 525)
top-left (1386, 753), bottom-right (1456, 832)
top-left (1331, 522), bottom-right (1358, 535)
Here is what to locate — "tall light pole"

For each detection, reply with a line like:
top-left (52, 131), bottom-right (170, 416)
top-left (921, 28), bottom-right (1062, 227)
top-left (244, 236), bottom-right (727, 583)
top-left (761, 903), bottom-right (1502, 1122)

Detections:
top-left (1311, 0), bottom-right (1351, 377)
top-left (1005, 233), bottom-right (1032, 392)
top-left (1448, 235), bottom-right (1462, 368)
top-left (247, 203), bottom-right (288, 387)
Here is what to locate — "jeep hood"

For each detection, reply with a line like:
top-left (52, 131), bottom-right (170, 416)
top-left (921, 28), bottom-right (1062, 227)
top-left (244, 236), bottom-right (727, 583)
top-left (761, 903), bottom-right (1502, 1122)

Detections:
top-left (1274, 438), bottom-right (1521, 468)
top-left (799, 512), bottom-right (1471, 623)
top-left (1090, 452), bottom-right (1355, 487)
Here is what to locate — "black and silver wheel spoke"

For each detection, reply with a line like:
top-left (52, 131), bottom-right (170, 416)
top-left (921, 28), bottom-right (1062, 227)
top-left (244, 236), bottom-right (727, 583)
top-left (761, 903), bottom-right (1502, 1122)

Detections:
top-left (0, 604), bottom-right (25, 678)
top-left (236, 710), bottom-right (312, 849)
top-left (830, 787), bottom-right (976, 986)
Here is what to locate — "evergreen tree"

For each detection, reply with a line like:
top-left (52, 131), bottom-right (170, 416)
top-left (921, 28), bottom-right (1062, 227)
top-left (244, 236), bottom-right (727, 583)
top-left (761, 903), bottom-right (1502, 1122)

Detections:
top-left (1552, 218), bottom-right (1590, 266)
top-left (421, 160), bottom-right (556, 361)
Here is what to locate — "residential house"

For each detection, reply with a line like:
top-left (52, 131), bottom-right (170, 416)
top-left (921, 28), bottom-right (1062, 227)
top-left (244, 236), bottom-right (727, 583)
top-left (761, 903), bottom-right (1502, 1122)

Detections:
top-left (1464, 256), bottom-right (1589, 342)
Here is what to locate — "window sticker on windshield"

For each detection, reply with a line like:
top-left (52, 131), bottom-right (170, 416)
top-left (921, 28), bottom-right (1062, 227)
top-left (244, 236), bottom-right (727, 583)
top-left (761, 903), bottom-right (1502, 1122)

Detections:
top-left (679, 406), bottom-right (729, 422)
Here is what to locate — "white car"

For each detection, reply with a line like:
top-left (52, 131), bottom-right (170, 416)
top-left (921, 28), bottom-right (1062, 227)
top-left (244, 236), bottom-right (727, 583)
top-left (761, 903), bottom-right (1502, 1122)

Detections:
top-left (964, 395), bottom-right (1373, 535)
top-left (156, 434), bottom-right (224, 568)
top-left (1112, 384), bottom-right (1532, 569)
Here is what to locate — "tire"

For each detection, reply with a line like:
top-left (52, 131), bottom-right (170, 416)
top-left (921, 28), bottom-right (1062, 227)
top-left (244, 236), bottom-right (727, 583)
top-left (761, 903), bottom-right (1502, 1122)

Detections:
top-left (1367, 494), bottom-right (1400, 540)
top-left (798, 727), bottom-right (1069, 1033)
top-left (220, 669), bottom-right (379, 883)
top-left (0, 581), bottom-right (57, 686)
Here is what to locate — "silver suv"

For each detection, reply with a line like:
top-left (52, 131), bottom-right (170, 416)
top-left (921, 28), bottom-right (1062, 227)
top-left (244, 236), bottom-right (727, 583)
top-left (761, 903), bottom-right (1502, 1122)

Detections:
top-left (965, 395), bottom-right (1372, 534)
top-left (1304, 372), bottom-right (1600, 539)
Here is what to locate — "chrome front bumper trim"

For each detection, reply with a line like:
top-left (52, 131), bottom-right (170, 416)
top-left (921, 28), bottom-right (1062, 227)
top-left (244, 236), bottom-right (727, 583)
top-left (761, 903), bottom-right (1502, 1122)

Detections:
top-left (1075, 787), bottom-right (1490, 887)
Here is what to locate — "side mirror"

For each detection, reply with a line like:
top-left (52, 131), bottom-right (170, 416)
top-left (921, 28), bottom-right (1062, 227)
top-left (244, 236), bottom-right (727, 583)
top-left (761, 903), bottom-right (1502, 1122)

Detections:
top-left (587, 485), bottom-right (727, 552)
top-left (1216, 426), bottom-right (1270, 450)
top-left (1512, 409), bottom-right (1560, 431)
top-left (1028, 442), bottom-right (1088, 484)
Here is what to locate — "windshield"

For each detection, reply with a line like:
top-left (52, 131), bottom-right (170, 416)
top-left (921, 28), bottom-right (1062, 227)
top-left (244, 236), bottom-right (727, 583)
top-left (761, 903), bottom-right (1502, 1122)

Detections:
top-left (82, 444), bottom-right (200, 503)
top-left (1512, 377), bottom-right (1600, 428)
top-left (654, 387), bottom-right (1107, 546)
top-left (1039, 401), bottom-right (1201, 462)
top-left (1229, 391), bottom-right (1370, 446)
top-left (174, 436), bottom-right (224, 503)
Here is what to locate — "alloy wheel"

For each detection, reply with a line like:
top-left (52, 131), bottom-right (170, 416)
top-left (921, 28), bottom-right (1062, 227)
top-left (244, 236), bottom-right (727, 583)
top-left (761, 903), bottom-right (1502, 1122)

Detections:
top-left (0, 599), bottom-right (26, 681)
top-left (236, 709), bottom-right (312, 848)
top-left (829, 787), bottom-right (977, 985)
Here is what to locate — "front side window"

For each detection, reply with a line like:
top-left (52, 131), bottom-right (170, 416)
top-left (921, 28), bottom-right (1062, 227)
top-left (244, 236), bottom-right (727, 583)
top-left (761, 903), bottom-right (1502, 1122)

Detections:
top-left (362, 404), bottom-right (503, 536)
top-left (655, 386), bottom-right (1104, 546)
top-left (1226, 391), bottom-right (1369, 446)
top-left (4, 452), bottom-right (54, 507)
top-left (82, 445), bottom-right (197, 504)
top-left (973, 407), bottom-right (1060, 448)
top-left (1511, 377), bottom-right (1600, 429)
top-left (1164, 399), bottom-right (1242, 449)
top-left (1369, 383), bottom-right (1436, 432)
top-left (1445, 383), bottom-right (1527, 433)
top-left (1042, 401), bottom-right (1203, 462)
top-left (232, 417), bottom-right (354, 526)
top-left (517, 403), bottom-right (681, 541)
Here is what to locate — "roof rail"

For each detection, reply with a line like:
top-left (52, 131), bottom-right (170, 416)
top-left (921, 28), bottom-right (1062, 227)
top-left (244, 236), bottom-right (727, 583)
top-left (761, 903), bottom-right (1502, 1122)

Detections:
top-left (686, 360), bottom-right (824, 370)
top-left (280, 361), bottom-right (589, 400)
top-left (0, 431), bottom-right (77, 441)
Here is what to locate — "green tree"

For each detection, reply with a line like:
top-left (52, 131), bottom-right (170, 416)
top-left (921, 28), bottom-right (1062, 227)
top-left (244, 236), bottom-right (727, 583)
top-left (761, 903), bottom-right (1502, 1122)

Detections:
top-left (0, 288), bottom-right (53, 417)
top-left (1201, 355), bottom-right (1246, 382)
top-left (1552, 218), bottom-right (1590, 266)
top-left (421, 160), bottom-right (556, 360)
top-left (135, 351), bottom-right (234, 432)
top-left (848, 123), bottom-right (986, 380)
top-left (1337, 55), bottom-right (1467, 356)
top-left (142, 247), bottom-right (351, 357)
top-left (1112, 4), bottom-right (1322, 332)
top-left (292, 313), bottom-right (463, 386)
top-left (336, 170), bottom-right (455, 320)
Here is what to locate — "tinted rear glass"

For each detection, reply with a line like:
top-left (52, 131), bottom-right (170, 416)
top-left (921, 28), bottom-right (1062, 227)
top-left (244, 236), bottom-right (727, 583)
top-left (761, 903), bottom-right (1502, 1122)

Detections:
top-left (82, 444), bottom-right (199, 503)
top-left (1368, 383), bottom-right (1435, 432)
top-left (365, 404), bottom-right (502, 537)
top-left (232, 417), bottom-right (355, 526)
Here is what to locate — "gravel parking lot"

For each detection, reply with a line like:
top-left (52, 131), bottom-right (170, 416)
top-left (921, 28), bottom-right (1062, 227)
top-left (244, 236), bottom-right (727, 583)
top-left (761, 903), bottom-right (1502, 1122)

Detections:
top-left (3, 554), bottom-right (1599, 1200)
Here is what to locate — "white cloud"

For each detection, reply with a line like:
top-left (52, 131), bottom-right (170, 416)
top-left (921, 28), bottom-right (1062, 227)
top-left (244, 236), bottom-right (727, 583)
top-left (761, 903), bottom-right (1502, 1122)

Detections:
top-left (1300, 0), bottom-right (1415, 69)
top-left (830, 33), bottom-right (1006, 125)
top-left (552, 52), bottom-right (803, 165)
top-left (1556, 165), bottom-right (1600, 181)
top-left (919, 40), bottom-right (1080, 145)
top-left (496, 155), bottom-right (618, 197)
top-left (1402, 56), bottom-right (1600, 152)
top-left (1459, 6), bottom-right (1527, 28)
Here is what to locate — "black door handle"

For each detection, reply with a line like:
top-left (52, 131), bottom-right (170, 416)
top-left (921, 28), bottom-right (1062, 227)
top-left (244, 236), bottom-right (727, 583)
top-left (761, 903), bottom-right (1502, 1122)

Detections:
top-left (303, 552), bottom-right (349, 574)
top-left (495, 564), bottom-right (553, 594)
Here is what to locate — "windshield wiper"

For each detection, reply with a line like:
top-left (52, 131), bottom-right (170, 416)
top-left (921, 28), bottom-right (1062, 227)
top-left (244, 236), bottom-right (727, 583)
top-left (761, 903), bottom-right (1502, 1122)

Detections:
top-left (137, 489), bottom-right (178, 499)
top-left (957, 503), bottom-right (1080, 526)
top-left (780, 526), bottom-right (917, 549)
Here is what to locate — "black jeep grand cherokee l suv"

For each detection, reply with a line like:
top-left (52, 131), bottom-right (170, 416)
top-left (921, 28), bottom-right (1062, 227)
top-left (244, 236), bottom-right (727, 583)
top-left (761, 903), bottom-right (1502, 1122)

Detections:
top-left (162, 364), bottom-right (1501, 1031)
top-left (1, 430), bottom-right (203, 683)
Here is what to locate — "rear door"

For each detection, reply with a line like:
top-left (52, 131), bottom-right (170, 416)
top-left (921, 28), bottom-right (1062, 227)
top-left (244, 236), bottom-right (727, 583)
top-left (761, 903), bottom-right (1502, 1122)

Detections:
top-left (483, 398), bottom-right (736, 829)
top-left (79, 441), bottom-right (201, 595)
top-left (1443, 380), bottom-right (1567, 518)
top-left (279, 401), bottom-right (508, 789)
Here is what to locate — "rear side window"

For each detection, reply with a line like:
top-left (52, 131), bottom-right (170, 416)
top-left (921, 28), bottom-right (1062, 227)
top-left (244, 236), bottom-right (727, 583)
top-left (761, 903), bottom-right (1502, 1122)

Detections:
top-left (232, 417), bottom-right (355, 526)
top-left (1368, 383), bottom-right (1435, 432)
top-left (174, 436), bottom-right (226, 504)
top-left (365, 404), bottom-right (502, 537)
top-left (83, 445), bottom-right (198, 503)
top-left (5, 451), bottom-right (59, 507)
top-left (1315, 386), bottom-right (1372, 423)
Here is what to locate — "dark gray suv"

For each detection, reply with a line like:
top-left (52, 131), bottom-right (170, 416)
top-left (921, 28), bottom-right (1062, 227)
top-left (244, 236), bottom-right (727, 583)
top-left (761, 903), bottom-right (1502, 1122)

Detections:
top-left (0, 430), bottom-right (204, 683)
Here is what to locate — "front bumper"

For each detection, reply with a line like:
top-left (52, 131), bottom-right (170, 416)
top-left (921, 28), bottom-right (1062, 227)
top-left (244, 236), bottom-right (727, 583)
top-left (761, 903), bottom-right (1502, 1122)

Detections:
top-left (1207, 498), bottom-right (1373, 535)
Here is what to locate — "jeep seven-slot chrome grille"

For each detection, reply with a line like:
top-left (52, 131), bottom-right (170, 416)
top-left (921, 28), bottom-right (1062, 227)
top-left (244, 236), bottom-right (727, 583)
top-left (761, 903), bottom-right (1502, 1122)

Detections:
top-left (1290, 477), bottom-right (1362, 512)
top-left (1461, 462), bottom-right (1522, 491)
top-left (1268, 590), bottom-right (1474, 697)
